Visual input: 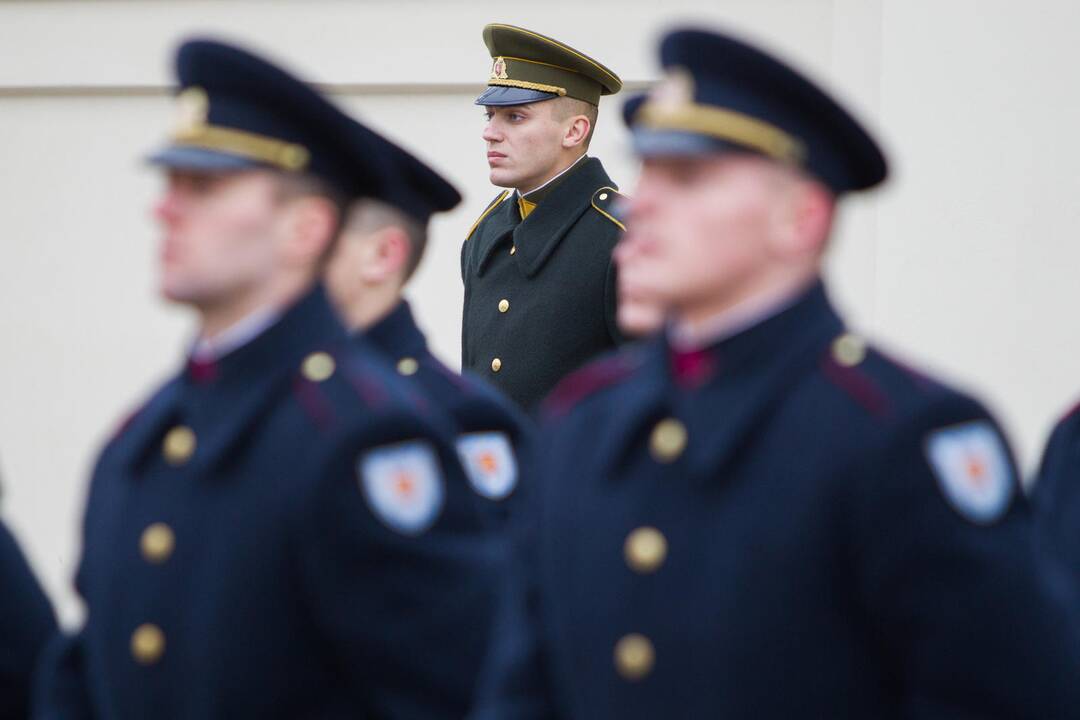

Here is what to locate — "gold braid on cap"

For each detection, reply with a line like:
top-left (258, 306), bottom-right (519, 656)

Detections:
top-left (487, 78), bottom-right (567, 96)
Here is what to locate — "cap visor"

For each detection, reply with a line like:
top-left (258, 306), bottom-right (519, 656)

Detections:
top-left (475, 85), bottom-right (558, 106)
top-left (145, 145), bottom-right (263, 171)
top-left (631, 128), bottom-right (748, 158)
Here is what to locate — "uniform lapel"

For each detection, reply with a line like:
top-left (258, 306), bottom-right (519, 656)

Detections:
top-left (680, 283), bottom-right (844, 481)
top-left (511, 157), bottom-right (614, 278)
top-left (187, 285), bottom-right (349, 475)
top-left (473, 196), bottom-right (519, 277)
top-left (111, 379), bottom-right (185, 473)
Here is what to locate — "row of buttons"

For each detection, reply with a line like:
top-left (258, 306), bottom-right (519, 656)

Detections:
top-left (613, 416), bottom-right (689, 681)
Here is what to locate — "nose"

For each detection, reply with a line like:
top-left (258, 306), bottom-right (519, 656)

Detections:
top-left (482, 118), bottom-right (501, 143)
top-left (153, 184), bottom-right (183, 225)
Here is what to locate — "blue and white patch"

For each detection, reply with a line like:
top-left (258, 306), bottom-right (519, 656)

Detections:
top-left (925, 420), bottom-right (1014, 525)
top-left (456, 431), bottom-right (518, 500)
top-left (358, 440), bottom-right (444, 535)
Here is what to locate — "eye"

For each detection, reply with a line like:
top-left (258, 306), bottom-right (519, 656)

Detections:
top-left (508, 112), bottom-right (525, 122)
top-left (483, 110), bottom-right (494, 121)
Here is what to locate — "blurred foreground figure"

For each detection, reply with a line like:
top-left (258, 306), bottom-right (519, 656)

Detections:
top-left (1034, 406), bottom-right (1080, 587)
top-left (325, 131), bottom-right (531, 523)
top-left (0, 506), bottom-right (56, 720)
top-left (34, 39), bottom-right (500, 720)
top-left (471, 27), bottom-right (1080, 719)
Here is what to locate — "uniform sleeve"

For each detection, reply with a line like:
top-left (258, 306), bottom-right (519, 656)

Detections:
top-left (603, 258), bottom-right (626, 346)
top-left (0, 520), bottom-right (58, 720)
top-left (848, 398), bottom-right (1080, 718)
top-left (290, 415), bottom-right (505, 719)
top-left (468, 437), bottom-right (561, 720)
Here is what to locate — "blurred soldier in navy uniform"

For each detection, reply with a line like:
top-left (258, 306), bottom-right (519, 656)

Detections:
top-left (34, 39), bottom-right (500, 720)
top-left (1034, 404), bottom-right (1080, 585)
top-left (471, 28), bottom-right (1080, 719)
top-left (0, 482), bottom-right (56, 720)
top-left (325, 127), bottom-right (531, 520)
top-left (461, 24), bottom-right (628, 412)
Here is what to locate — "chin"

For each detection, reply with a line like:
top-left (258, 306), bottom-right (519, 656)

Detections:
top-left (488, 169), bottom-right (519, 189)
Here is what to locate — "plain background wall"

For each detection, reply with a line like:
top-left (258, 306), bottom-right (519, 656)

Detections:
top-left (2, 0), bottom-right (1079, 623)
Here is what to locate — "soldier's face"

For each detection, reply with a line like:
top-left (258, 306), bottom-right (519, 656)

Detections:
top-left (482, 102), bottom-right (567, 191)
top-left (154, 169), bottom-right (288, 309)
top-left (621, 154), bottom-right (794, 319)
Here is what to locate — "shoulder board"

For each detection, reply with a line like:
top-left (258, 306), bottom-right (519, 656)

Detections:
top-left (465, 190), bottom-right (510, 241)
top-left (542, 350), bottom-right (642, 418)
top-left (590, 186), bottom-right (628, 231)
top-left (819, 332), bottom-right (893, 419)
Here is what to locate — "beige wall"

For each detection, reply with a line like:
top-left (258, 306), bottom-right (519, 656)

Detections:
top-left (2, 0), bottom-right (1078, 623)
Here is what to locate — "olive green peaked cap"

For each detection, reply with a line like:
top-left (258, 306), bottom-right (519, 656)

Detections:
top-left (476, 23), bottom-right (623, 107)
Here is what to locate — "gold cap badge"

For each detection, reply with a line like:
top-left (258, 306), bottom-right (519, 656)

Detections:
top-left (490, 57), bottom-right (509, 80)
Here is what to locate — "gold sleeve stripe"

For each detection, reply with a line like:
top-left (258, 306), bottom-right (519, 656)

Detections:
top-left (637, 102), bottom-right (806, 164)
top-left (591, 187), bottom-right (626, 231)
top-left (487, 78), bottom-right (567, 96)
top-left (172, 124), bottom-right (310, 171)
top-left (487, 24), bottom-right (621, 86)
top-left (466, 190), bottom-right (510, 241)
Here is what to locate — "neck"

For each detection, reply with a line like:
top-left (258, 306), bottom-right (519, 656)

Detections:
top-left (197, 273), bottom-right (311, 341)
top-left (341, 284), bottom-right (402, 332)
top-left (516, 152), bottom-right (586, 196)
top-left (674, 267), bottom-right (819, 343)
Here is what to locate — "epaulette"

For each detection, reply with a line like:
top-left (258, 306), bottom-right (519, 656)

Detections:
top-left (542, 349), bottom-right (642, 418)
top-left (819, 332), bottom-right (893, 419)
top-left (590, 186), bottom-right (628, 231)
top-left (465, 190), bottom-right (510, 241)
top-left (292, 348), bottom-right (401, 432)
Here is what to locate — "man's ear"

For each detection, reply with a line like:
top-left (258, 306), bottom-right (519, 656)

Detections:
top-left (357, 225), bottom-right (412, 284)
top-left (562, 114), bottom-right (591, 150)
top-left (771, 177), bottom-right (835, 261)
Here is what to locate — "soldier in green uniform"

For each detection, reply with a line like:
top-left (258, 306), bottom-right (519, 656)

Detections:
top-left (461, 23), bottom-right (627, 412)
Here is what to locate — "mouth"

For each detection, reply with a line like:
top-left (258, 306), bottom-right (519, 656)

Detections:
top-left (487, 151), bottom-right (507, 164)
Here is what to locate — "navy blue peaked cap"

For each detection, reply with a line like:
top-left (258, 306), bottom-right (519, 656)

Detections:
top-left (148, 38), bottom-right (393, 200)
top-left (374, 141), bottom-right (462, 224)
top-left (626, 29), bottom-right (888, 194)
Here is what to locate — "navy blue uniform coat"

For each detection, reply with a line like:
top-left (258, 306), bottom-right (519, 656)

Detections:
top-left (0, 519), bottom-right (56, 720)
top-left (472, 282), bottom-right (1080, 719)
top-left (35, 286), bottom-right (502, 720)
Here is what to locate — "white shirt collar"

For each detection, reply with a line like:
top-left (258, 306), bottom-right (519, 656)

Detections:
top-left (668, 280), bottom-right (814, 351)
top-left (516, 154), bottom-right (588, 199)
top-left (191, 305), bottom-right (282, 363)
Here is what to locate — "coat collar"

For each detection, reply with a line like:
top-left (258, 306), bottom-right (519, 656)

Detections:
top-left (112, 284), bottom-right (349, 475)
top-left (594, 281), bottom-right (845, 479)
top-left (476, 156), bottom-right (615, 278)
top-left (363, 300), bottom-right (428, 360)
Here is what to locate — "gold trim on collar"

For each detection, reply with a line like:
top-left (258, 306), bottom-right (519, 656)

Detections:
top-left (637, 101), bottom-right (805, 164)
top-left (487, 78), bottom-right (567, 97)
top-left (517, 195), bottom-right (537, 220)
top-left (172, 124), bottom-right (311, 171)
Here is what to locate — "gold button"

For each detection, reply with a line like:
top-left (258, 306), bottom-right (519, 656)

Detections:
top-left (649, 418), bottom-right (687, 463)
top-left (491, 357), bottom-right (502, 373)
top-left (624, 527), bottom-right (667, 574)
top-left (131, 623), bottom-right (165, 665)
top-left (599, 192), bottom-right (609, 201)
top-left (614, 633), bottom-right (654, 681)
top-left (831, 333), bottom-right (867, 367)
top-left (140, 523), bottom-right (175, 564)
top-left (397, 356), bottom-right (419, 376)
top-left (498, 299), bottom-right (510, 313)
top-left (509, 245), bottom-right (516, 255)
top-left (162, 426), bottom-right (196, 466)
top-left (301, 351), bottom-right (336, 382)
